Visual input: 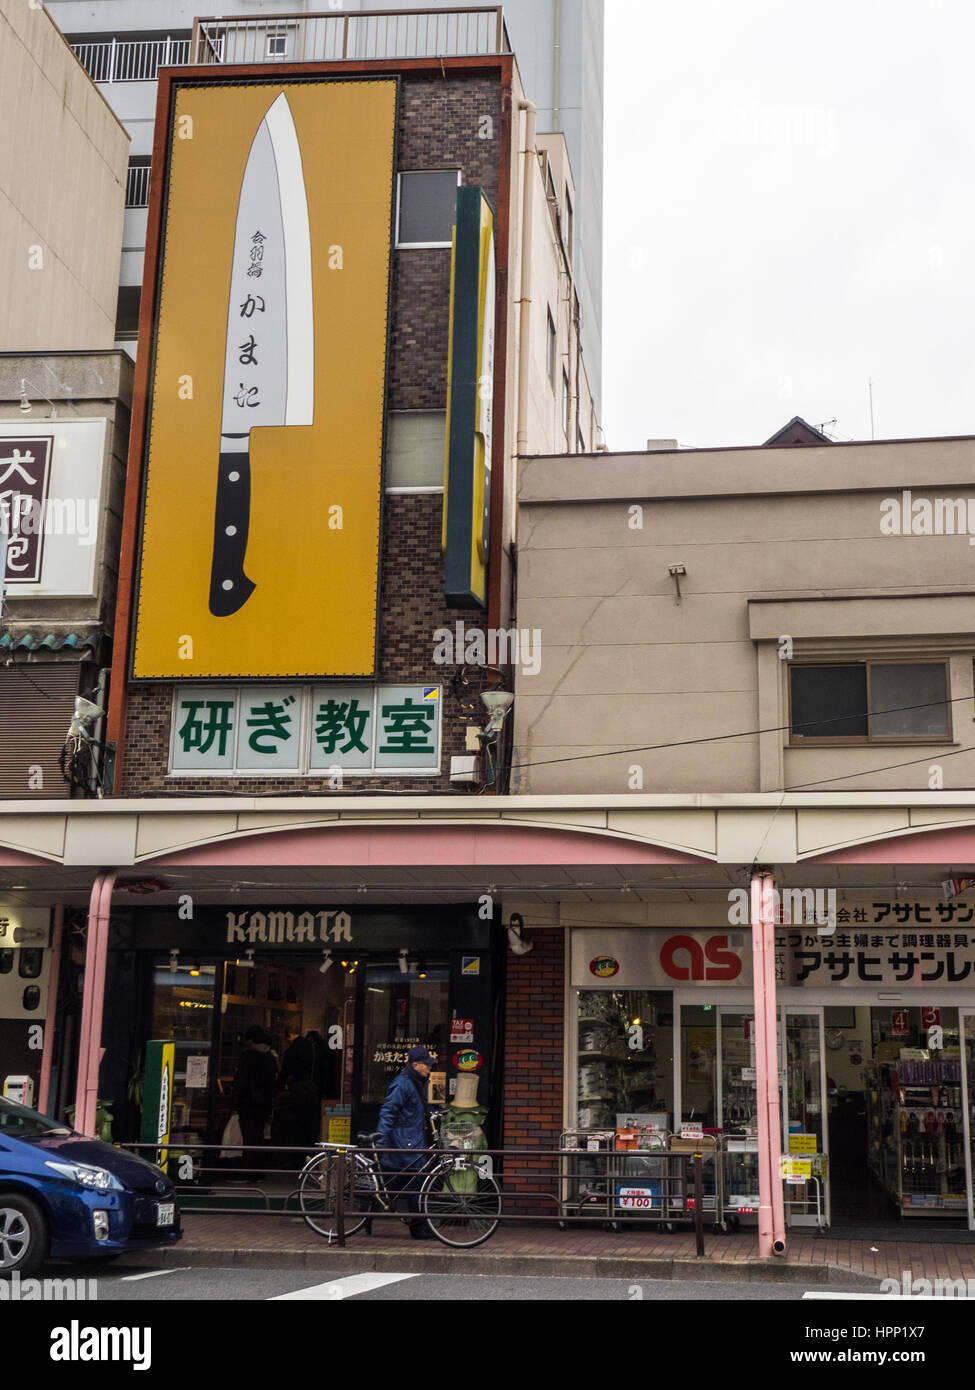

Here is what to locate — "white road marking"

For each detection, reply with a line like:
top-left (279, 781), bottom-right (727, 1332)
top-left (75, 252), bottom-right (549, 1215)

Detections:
top-left (270, 1272), bottom-right (421, 1300)
top-left (120, 1267), bottom-right (191, 1282)
top-left (802, 1290), bottom-right (967, 1300)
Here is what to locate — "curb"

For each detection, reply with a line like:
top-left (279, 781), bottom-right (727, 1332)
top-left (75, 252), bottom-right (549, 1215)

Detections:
top-left (114, 1244), bottom-right (882, 1287)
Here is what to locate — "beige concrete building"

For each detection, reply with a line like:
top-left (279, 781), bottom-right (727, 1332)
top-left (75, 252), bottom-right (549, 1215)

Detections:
top-left (514, 434), bottom-right (975, 795)
top-left (0, 0), bottom-right (128, 350)
top-left (496, 432), bottom-right (975, 1244)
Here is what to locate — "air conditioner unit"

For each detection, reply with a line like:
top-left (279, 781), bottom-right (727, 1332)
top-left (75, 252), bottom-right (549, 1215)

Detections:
top-left (450, 755), bottom-right (481, 784)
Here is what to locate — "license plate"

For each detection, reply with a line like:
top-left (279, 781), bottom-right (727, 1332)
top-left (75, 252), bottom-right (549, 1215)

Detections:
top-left (156, 1203), bottom-right (175, 1227)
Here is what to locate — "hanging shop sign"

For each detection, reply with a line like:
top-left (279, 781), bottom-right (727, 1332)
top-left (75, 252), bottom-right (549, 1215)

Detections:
top-left (574, 919), bottom-right (975, 991)
top-left (0, 421), bottom-right (106, 596)
top-left (132, 78), bottom-right (398, 681)
top-left (774, 931), bottom-right (975, 988)
top-left (443, 186), bottom-right (496, 609)
top-left (171, 684), bottom-right (442, 774)
top-left (572, 931), bottom-right (751, 989)
top-left (225, 909), bottom-right (353, 946)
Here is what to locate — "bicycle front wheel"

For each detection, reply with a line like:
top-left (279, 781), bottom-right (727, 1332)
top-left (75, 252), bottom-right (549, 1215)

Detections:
top-left (299, 1152), bottom-right (377, 1239)
top-left (420, 1163), bottom-right (501, 1249)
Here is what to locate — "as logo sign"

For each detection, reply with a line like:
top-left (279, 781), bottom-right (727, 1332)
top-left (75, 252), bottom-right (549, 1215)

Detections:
top-left (659, 934), bottom-right (742, 982)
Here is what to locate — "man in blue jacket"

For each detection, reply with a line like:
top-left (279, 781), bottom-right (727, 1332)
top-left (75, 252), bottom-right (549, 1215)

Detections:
top-left (376, 1045), bottom-right (435, 1239)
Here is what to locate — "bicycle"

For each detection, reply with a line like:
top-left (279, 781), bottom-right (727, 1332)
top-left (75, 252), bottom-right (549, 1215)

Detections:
top-left (298, 1111), bottom-right (501, 1249)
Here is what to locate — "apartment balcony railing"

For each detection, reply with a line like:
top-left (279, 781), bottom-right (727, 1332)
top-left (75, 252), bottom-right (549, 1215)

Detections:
top-left (192, 7), bottom-right (510, 66)
top-left (125, 165), bottom-right (151, 209)
top-left (71, 36), bottom-right (192, 83)
top-left (72, 11), bottom-right (508, 87)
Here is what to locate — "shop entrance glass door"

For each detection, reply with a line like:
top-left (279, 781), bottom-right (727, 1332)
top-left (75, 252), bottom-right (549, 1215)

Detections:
top-left (356, 960), bottom-right (449, 1133)
top-left (674, 997), bottom-right (757, 1134)
top-left (781, 1008), bottom-right (828, 1227)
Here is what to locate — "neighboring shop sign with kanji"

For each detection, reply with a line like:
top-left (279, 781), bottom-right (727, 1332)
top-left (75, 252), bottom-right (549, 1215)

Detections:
top-left (774, 928), bottom-right (975, 986)
top-left (170, 685), bottom-right (441, 774)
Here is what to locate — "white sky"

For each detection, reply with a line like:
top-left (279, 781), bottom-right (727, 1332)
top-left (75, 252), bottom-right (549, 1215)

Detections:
top-left (602, 0), bottom-right (975, 450)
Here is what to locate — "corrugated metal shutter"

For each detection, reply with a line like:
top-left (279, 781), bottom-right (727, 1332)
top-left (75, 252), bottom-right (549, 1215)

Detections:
top-left (0, 665), bottom-right (82, 798)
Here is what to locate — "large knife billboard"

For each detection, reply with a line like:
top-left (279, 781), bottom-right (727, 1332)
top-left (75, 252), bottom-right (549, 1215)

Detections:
top-left (133, 79), bottom-right (398, 679)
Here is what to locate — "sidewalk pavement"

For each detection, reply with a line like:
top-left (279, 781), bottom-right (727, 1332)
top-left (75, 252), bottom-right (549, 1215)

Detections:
top-left (117, 1212), bottom-right (975, 1286)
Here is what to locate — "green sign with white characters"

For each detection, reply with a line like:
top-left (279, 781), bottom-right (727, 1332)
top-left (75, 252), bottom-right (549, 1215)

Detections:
top-left (171, 685), bottom-right (441, 774)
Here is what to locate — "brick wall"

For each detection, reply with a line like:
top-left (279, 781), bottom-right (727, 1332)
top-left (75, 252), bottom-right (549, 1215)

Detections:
top-left (500, 927), bottom-right (565, 1207)
top-left (120, 70), bottom-right (504, 796)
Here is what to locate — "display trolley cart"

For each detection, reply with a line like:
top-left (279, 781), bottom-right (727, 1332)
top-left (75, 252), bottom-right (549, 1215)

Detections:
top-left (648, 1133), bottom-right (725, 1234)
top-left (723, 1132), bottom-right (760, 1232)
top-left (781, 1153), bottom-right (829, 1234)
top-left (558, 1128), bottom-right (617, 1228)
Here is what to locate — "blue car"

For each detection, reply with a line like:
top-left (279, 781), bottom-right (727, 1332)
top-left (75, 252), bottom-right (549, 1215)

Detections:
top-left (0, 1095), bottom-right (181, 1276)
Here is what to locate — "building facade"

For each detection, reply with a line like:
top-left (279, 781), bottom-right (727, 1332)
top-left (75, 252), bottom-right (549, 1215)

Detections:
top-left (0, 0), bottom-right (128, 351)
top-left (0, 2), bottom-right (132, 1117)
top-left (1, 21), bottom-right (600, 1159)
top-left (501, 432), bottom-right (975, 1245)
top-left (48, 0), bottom-right (605, 416)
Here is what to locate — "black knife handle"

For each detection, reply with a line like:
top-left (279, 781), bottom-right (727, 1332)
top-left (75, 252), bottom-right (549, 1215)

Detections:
top-left (209, 445), bottom-right (256, 617)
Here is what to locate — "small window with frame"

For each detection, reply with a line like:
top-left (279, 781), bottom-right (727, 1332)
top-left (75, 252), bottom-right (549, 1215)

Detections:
top-left (789, 661), bottom-right (951, 743)
top-left (396, 170), bottom-right (461, 248)
top-left (266, 31), bottom-right (287, 57)
top-left (546, 308), bottom-right (557, 386)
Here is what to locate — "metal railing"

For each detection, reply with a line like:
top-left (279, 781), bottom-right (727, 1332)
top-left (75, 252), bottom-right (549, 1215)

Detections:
top-left (125, 165), bottom-right (151, 209)
top-left (118, 1135), bottom-right (722, 1257)
top-left (71, 36), bottom-right (192, 84)
top-left (192, 7), bottom-right (510, 67)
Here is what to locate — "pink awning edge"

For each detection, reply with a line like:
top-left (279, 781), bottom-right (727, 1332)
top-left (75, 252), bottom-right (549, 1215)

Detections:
top-left (150, 822), bottom-right (711, 868)
top-left (0, 847), bottom-right (52, 866)
top-left (807, 823), bottom-right (975, 865)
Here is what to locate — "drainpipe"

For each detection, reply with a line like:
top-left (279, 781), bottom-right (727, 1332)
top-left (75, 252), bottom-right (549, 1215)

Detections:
top-left (90, 666), bottom-right (110, 798)
top-left (75, 872), bottom-right (116, 1136)
top-left (37, 904), bottom-right (64, 1116)
top-left (515, 100), bottom-right (537, 467)
top-left (750, 868), bottom-right (787, 1257)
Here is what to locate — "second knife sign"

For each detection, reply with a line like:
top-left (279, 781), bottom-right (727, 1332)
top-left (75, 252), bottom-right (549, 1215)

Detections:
top-left (209, 92), bottom-right (314, 617)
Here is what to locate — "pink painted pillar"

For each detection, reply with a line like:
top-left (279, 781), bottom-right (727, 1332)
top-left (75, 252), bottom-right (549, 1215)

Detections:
top-left (36, 904), bottom-right (64, 1116)
top-left (75, 872), bottom-right (116, 1136)
top-left (763, 880), bottom-right (787, 1253)
top-left (750, 869), bottom-right (786, 1257)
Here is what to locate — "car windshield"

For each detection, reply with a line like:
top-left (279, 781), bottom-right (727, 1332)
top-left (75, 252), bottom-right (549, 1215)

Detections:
top-left (0, 1095), bottom-right (73, 1139)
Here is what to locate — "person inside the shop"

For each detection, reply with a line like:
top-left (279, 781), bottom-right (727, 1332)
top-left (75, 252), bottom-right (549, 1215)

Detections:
top-left (231, 1025), bottom-right (278, 1177)
top-left (376, 1045), bottom-right (435, 1240)
top-left (278, 1026), bottom-right (326, 1148)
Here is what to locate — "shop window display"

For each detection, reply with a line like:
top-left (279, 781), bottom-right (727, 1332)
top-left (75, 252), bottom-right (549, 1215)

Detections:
top-left (149, 961), bottom-right (217, 1144)
top-left (575, 991), bottom-right (673, 1130)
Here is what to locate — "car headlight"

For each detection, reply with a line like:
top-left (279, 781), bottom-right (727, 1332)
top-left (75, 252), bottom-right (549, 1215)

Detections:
top-left (45, 1160), bottom-right (123, 1192)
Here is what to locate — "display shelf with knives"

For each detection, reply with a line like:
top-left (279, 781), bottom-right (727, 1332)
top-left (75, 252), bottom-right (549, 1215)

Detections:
top-left (869, 1062), bottom-right (968, 1216)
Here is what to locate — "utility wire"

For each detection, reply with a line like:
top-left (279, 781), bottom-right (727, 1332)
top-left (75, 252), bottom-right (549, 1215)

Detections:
top-left (511, 691), bottom-right (974, 773)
